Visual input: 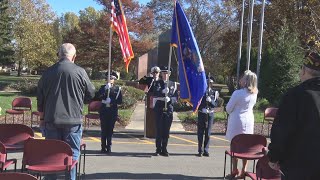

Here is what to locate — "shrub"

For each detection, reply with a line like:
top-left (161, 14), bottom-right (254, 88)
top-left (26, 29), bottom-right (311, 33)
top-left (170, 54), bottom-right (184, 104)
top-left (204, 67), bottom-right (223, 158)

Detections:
top-left (254, 98), bottom-right (270, 111)
top-left (216, 97), bottom-right (224, 107)
top-left (9, 78), bottom-right (38, 95)
top-left (215, 75), bottom-right (225, 84)
top-left (119, 86), bottom-right (145, 109)
top-left (118, 109), bottom-right (134, 126)
top-left (173, 99), bottom-right (193, 112)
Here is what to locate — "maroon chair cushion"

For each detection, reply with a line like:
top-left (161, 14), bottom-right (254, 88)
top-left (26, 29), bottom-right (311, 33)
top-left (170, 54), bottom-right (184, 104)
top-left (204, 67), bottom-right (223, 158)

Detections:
top-left (0, 124), bottom-right (34, 151)
top-left (5, 109), bottom-right (24, 114)
top-left (0, 173), bottom-right (37, 180)
top-left (31, 111), bottom-right (41, 116)
top-left (22, 139), bottom-right (77, 174)
top-left (85, 113), bottom-right (100, 119)
top-left (230, 134), bottom-right (267, 157)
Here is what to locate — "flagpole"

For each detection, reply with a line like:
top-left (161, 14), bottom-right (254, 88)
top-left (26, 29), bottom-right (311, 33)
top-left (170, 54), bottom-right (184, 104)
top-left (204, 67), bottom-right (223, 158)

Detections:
top-left (236, 0), bottom-right (245, 88)
top-left (107, 26), bottom-right (113, 105)
top-left (246, 0), bottom-right (255, 70)
top-left (164, 46), bottom-right (173, 110)
top-left (256, 0), bottom-right (266, 87)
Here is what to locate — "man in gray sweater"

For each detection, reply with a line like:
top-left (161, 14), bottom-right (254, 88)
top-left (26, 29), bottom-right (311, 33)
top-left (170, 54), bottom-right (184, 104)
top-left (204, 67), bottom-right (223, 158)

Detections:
top-left (37, 43), bottom-right (95, 180)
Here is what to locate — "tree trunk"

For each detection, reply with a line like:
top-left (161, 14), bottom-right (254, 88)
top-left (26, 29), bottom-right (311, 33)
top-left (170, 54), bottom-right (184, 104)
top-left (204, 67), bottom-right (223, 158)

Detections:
top-left (17, 60), bottom-right (22, 76)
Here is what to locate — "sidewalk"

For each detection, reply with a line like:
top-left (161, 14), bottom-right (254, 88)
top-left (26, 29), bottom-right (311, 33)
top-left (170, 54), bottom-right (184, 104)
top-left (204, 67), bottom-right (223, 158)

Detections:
top-left (126, 102), bottom-right (184, 132)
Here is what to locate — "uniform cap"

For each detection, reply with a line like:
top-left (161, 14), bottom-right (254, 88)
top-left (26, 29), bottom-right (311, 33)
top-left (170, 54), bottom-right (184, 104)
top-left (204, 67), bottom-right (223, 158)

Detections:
top-left (151, 66), bottom-right (161, 73)
top-left (105, 71), bottom-right (118, 80)
top-left (206, 75), bottom-right (215, 83)
top-left (160, 66), bottom-right (173, 72)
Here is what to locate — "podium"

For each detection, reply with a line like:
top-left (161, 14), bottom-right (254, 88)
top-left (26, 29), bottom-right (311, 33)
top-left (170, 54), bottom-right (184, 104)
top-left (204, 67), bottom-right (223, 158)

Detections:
top-left (145, 92), bottom-right (156, 138)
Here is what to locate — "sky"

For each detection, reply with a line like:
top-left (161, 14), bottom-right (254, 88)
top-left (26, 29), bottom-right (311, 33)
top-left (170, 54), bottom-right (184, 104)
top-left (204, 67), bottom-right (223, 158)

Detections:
top-left (47, 0), bottom-right (150, 16)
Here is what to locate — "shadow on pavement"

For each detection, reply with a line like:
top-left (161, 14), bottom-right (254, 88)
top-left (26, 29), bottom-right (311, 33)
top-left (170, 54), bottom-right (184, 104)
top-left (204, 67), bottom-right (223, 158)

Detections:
top-left (82, 172), bottom-right (223, 179)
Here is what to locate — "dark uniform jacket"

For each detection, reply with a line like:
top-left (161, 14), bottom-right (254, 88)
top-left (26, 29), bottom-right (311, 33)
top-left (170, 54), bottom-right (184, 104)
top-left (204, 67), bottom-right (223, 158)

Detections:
top-left (198, 88), bottom-right (218, 111)
top-left (37, 58), bottom-right (95, 125)
top-left (268, 77), bottom-right (320, 175)
top-left (139, 76), bottom-right (153, 88)
top-left (151, 80), bottom-right (178, 106)
top-left (96, 85), bottom-right (123, 112)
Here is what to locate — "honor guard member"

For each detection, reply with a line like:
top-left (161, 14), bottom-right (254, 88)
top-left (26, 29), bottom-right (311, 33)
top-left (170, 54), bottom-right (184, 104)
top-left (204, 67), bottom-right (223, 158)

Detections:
top-left (139, 66), bottom-right (161, 88)
top-left (152, 66), bottom-right (178, 156)
top-left (197, 75), bottom-right (219, 157)
top-left (96, 71), bottom-right (122, 153)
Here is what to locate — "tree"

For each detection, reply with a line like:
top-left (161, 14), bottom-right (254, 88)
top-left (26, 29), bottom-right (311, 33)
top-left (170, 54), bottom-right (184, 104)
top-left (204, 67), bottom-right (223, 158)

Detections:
top-left (259, 24), bottom-right (303, 104)
top-left (10, 0), bottom-right (57, 75)
top-left (86, 0), bottom-right (155, 74)
top-left (63, 7), bottom-right (109, 77)
top-left (0, 0), bottom-right (14, 65)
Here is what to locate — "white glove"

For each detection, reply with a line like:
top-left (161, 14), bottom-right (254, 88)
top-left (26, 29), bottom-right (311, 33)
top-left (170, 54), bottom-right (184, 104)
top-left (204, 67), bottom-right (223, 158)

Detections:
top-left (105, 98), bottom-right (111, 104)
top-left (162, 87), bottom-right (169, 94)
top-left (104, 83), bottom-right (111, 90)
top-left (206, 96), bottom-right (212, 102)
top-left (165, 96), bottom-right (170, 102)
top-left (201, 108), bottom-right (208, 114)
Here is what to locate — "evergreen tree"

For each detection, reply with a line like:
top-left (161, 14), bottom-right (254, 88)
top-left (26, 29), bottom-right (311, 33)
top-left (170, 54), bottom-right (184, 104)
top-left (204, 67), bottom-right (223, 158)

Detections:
top-left (259, 23), bottom-right (304, 105)
top-left (0, 0), bottom-right (14, 65)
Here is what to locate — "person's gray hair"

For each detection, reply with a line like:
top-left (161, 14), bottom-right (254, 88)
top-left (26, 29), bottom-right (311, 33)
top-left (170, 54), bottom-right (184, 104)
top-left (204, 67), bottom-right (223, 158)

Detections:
top-left (243, 70), bottom-right (258, 94)
top-left (58, 43), bottom-right (76, 58)
top-left (305, 66), bottom-right (320, 77)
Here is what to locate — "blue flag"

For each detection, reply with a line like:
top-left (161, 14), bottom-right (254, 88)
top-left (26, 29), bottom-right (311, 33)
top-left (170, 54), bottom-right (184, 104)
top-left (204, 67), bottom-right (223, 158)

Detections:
top-left (171, 1), bottom-right (207, 112)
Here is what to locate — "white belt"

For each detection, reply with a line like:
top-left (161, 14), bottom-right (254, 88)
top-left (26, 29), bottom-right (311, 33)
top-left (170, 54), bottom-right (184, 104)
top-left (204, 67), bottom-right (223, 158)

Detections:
top-left (153, 97), bottom-right (166, 101)
top-left (200, 109), bottom-right (214, 114)
top-left (101, 100), bottom-right (111, 104)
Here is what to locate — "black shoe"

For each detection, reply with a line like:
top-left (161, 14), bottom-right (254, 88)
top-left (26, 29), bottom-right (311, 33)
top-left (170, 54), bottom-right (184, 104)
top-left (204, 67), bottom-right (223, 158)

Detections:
top-left (106, 148), bottom-right (111, 154)
top-left (196, 152), bottom-right (202, 157)
top-left (203, 152), bottom-right (209, 157)
top-left (154, 152), bottom-right (160, 156)
top-left (101, 148), bottom-right (107, 153)
top-left (160, 151), bottom-right (169, 157)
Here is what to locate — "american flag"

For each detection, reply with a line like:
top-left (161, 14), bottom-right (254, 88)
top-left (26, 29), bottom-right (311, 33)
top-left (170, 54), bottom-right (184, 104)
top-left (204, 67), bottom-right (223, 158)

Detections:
top-left (111, 0), bottom-right (134, 72)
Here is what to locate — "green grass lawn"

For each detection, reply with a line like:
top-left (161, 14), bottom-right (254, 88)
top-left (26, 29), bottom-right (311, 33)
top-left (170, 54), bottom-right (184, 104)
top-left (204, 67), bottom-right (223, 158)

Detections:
top-left (177, 110), bottom-right (264, 123)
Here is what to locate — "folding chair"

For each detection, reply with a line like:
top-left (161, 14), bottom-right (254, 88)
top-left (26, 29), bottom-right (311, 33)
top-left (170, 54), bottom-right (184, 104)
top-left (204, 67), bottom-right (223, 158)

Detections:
top-left (245, 155), bottom-right (281, 180)
top-left (5, 97), bottom-right (32, 125)
top-left (0, 142), bottom-right (17, 172)
top-left (22, 139), bottom-right (78, 179)
top-left (78, 140), bottom-right (86, 176)
top-left (261, 108), bottom-right (278, 136)
top-left (30, 111), bottom-right (41, 128)
top-left (0, 124), bottom-right (34, 151)
top-left (84, 101), bottom-right (101, 130)
top-left (0, 172), bottom-right (37, 180)
top-left (223, 134), bottom-right (267, 179)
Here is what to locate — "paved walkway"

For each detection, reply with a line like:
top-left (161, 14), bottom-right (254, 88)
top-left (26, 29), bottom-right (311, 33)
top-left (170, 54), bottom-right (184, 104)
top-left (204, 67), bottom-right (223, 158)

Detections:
top-left (126, 102), bottom-right (185, 132)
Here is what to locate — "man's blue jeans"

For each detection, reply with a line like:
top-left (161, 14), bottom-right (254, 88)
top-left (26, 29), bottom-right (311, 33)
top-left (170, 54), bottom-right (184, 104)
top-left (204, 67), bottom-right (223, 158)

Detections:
top-left (44, 123), bottom-right (82, 180)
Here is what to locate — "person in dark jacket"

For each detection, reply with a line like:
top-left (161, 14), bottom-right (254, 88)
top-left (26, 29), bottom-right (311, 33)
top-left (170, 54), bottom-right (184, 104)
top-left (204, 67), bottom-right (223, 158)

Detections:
top-left (37, 43), bottom-right (95, 180)
top-left (152, 66), bottom-right (178, 156)
top-left (96, 71), bottom-right (122, 153)
top-left (139, 66), bottom-right (161, 88)
top-left (197, 75), bottom-right (219, 157)
top-left (267, 49), bottom-right (320, 180)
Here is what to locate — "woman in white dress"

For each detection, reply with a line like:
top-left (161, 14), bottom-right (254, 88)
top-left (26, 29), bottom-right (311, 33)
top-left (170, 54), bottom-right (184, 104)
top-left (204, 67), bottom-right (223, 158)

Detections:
top-left (225, 70), bottom-right (258, 179)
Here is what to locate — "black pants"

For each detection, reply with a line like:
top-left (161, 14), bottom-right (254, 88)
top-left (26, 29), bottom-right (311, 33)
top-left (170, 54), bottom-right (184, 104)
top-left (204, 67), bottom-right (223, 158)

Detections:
top-left (197, 112), bottom-right (214, 153)
top-left (154, 103), bottom-right (173, 152)
top-left (99, 109), bottom-right (117, 149)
